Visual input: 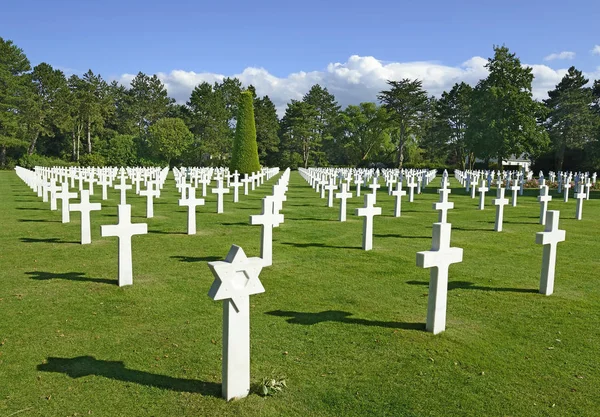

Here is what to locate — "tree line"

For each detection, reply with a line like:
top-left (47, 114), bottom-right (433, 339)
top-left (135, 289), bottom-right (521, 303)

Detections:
top-left (2, 37), bottom-right (599, 172)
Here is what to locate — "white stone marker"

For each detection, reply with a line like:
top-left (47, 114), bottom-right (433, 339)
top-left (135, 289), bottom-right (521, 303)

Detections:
top-left (434, 188), bottom-right (454, 223)
top-left (407, 177), bottom-right (417, 202)
top-left (391, 182), bottom-right (407, 217)
top-left (478, 179), bottom-right (489, 210)
top-left (416, 222), bottom-right (463, 335)
top-left (231, 177), bottom-right (243, 203)
top-left (56, 183), bottom-right (78, 223)
top-left (493, 187), bottom-right (509, 232)
top-left (208, 245), bottom-right (264, 401)
top-left (510, 179), bottom-right (520, 207)
top-left (538, 185), bottom-right (552, 225)
top-left (355, 193), bottom-right (382, 251)
top-left (101, 204), bottom-right (148, 287)
top-left (178, 187), bottom-right (205, 235)
top-left (368, 178), bottom-right (381, 203)
top-left (48, 181), bottom-right (60, 211)
top-left (139, 181), bottom-right (159, 218)
top-left (563, 180), bottom-right (571, 202)
top-left (212, 179), bottom-right (230, 214)
top-left (535, 210), bottom-right (565, 296)
top-left (324, 180), bottom-right (337, 207)
top-left (574, 184), bottom-right (585, 220)
top-left (335, 183), bottom-right (352, 222)
top-left (250, 196), bottom-right (284, 267)
top-left (70, 190), bottom-right (101, 244)
top-left (114, 175), bottom-right (132, 205)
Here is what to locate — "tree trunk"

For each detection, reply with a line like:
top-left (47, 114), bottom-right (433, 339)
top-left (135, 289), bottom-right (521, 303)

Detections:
top-left (396, 142), bottom-right (404, 169)
top-left (555, 143), bottom-right (565, 172)
top-left (87, 117), bottom-right (92, 154)
top-left (28, 131), bottom-right (40, 155)
top-left (0, 145), bottom-right (6, 168)
top-left (72, 130), bottom-right (76, 161)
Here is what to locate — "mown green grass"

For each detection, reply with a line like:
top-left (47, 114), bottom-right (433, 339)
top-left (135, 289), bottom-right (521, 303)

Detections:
top-left (1, 169), bottom-right (599, 417)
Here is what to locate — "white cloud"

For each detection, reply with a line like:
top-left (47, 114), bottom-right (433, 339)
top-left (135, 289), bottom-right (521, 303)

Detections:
top-left (592, 45), bottom-right (600, 55)
top-left (543, 51), bottom-right (575, 61)
top-left (114, 55), bottom-right (598, 117)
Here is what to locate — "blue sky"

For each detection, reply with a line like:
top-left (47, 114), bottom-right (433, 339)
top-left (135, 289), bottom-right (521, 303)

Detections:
top-left (3, 0), bottom-right (600, 113)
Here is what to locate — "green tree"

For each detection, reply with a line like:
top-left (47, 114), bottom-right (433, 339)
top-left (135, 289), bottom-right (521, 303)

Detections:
top-left (126, 72), bottom-right (173, 136)
top-left (0, 37), bottom-right (30, 167)
top-left (435, 82), bottom-right (473, 169)
top-left (303, 84), bottom-right (340, 165)
top-left (377, 79), bottom-right (429, 168)
top-left (279, 100), bottom-right (319, 168)
top-left (254, 95), bottom-right (280, 165)
top-left (22, 63), bottom-right (68, 155)
top-left (230, 90), bottom-right (260, 173)
top-left (544, 66), bottom-right (596, 171)
top-left (148, 117), bottom-right (193, 166)
top-left (335, 102), bottom-right (391, 166)
top-left (186, 82), bottom-right (230, 165)
top-left (466, 46), bottom-right (548, 167)
top-left (105, 134), bottom-right (137, 166)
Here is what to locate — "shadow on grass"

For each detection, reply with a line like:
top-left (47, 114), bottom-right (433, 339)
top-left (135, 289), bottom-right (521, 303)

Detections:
top-left (405, 280), bottom-right (538, 293)
top-left (285, 217), bottom-right (334, 222)
top-left (37, 356), bottom-right (220, 396)
top-left (374, 234), bottom-right (430, 239)
top-left (148, 230), bottom-right (186, 235)
top-left (171, 255), bottom-right (222, 263)
top-left (20, 237), bottom-right (80, 244)
top-left (280, 242), bottom-right (360, 250)
top-left (220, 222), bottom-right (250, 226)
top-left (16, 207), bottom-right (46, 211)
top-left (26, 271), bottom-right (114, 285)
top-left (18, 219), bottom-right (60, 223)
top-left (452, 227), bottom-right (491, 232)
top-left (266, 310), bottom-right (425, 331)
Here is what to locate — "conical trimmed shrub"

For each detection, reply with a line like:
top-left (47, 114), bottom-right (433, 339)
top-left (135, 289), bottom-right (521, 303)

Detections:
top-left (230, 90), bottom-right (261, 174)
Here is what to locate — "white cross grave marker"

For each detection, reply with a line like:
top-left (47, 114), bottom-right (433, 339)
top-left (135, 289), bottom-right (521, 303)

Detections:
top-left (178, 186), bottom-right (205, 235)
top-left (434, 188), bottom-right (454, 223)
top-left (478, 179), bottom-right (489, 210)
top-left (114, 175), bottom-right (132, 205)
top-left (535, 210), bottom-right (565, 295)
top-left (325, 180), bottom-right (337, 208)
top-left (69, 190), bottom-right (101, 244)
top-left (56, 183), bottom-right (78, 223)
top-left (139, 181), bottom-right (160, 218)
top-left (493, 187), bottom-right (509, 232)
top-left (335, 183), bottom-right (352, 222)
top-left (101, 204), bottom-right (148, 287)
top-left (208, 245), bottom-right (264, 401)
top-left (212, 179), bottom-right (230, 214)
top-left (575, 184), bottom-right (585, 220)
top-left (510, 179), bottom-right (520, 207)
top-left (355, 193), bottom-right (382, 251)
top-left (250, 196), bottom-right (284, 267)
top-left (416, 222), bottom-right (463, 334)
top-left (392, 182), bottom-right (407, 217)
top-left (538, 185), bottom-right (552, 225)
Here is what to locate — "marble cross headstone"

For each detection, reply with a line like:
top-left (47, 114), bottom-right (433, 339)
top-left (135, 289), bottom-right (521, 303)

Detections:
top-left (324, 180), bottom-right (337, 208)
top-left (434, 188), bottom-right (454, 223)
top-left (538, 185), bottom-right (552, 225)
top-left (101, 204), bottom-right (148, 287)
top-left (391, 182), bottom-right (407, 217)
top-left (212, 179), bottom-right (230, 214)
top-left (69, 190), bottom-right (101, 244)
top-left (335, 183), bottom-right (352, 222)
top-left (139, 181), bottom-right (159, 218)
top-left (56, 183), bottom-right (78, 223)
top-left (208, 245), bottom-right (264, 401)
top-left (510, 179), bottom-right (520, 207)
top-left (478, 179), bottom-right (489, 210)
top-left (407, 177), bottom-right (417, 203)
top-left (355, 193), bottom-right (382, 251)
top-left (563, 179), bottom-right (571, 202)
top-left (535, 210), bottom-right (565, 296)
top-left (178, 186), bottom-right (205, 235)
top-left (114, 175), bottom-right (132, 205)
top-left (416, 222), bottom-right (463, 334)
top-left (493, 187), bottom-right (509, 232)
top-left (574, 184), bottom-right (585, 220)
top-left (250, 196), bottom-right (284, 267)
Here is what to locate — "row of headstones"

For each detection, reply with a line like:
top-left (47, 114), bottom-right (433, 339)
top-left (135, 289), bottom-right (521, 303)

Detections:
top-left (14, 165), bottom-right (281, 287)
top-left (298, 168), bottom-right (569, 328)
top-left (456, 169), bottom-right (597, 198)
top-left (453, 169), bottom-right (592, 223)
top-left (217, 169), bottom-right (570, 401)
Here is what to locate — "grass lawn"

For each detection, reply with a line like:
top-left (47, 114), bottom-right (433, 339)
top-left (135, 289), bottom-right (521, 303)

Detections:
top-left (1, 169), bottom-right (599, 417)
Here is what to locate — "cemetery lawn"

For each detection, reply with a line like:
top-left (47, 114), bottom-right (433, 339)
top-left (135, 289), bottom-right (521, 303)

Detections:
top-left (2, 170), bottom-right (600, 417)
